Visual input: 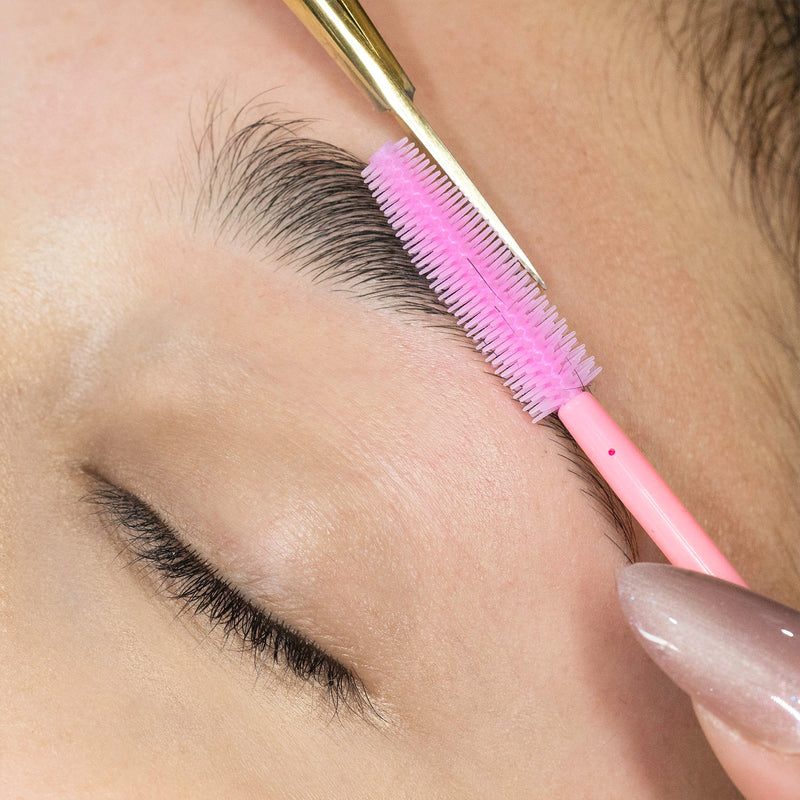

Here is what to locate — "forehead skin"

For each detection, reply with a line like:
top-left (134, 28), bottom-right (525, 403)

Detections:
top-left (1, 0), bottom-right (797, 797)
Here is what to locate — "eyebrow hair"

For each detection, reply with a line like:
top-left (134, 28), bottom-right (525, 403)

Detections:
top-left (659, 0), bottom-right (800, 287)
top-left (186, 102), bottom-right (637, 560)
top-left (190, 107), bottom-right (453, 317)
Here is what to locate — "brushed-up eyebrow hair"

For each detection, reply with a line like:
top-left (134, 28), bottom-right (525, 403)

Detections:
top-left (187, 106), bottom-right (636, 560)
top-left (190, 110), bottom-right (453, 317)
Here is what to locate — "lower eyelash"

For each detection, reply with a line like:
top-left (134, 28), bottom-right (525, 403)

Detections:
top-left (83, 479), bottom-right (373, 717)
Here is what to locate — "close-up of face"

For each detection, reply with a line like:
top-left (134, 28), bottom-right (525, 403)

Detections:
top-left (2, 1), bottom-right (798, 797)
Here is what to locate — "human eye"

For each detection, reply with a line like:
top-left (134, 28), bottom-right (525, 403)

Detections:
top-left (83, 475), bottom-right (373, 717)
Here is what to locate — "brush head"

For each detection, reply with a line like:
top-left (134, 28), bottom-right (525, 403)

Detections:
top-left (363, 139), bottom-right (600, 422)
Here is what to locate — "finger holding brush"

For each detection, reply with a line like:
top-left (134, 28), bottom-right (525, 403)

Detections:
top-left (618, 563), bottom-right (800, 800)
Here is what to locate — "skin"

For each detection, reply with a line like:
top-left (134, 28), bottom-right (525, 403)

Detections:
top-left (1, 0), bottom-right (798, 797)
top-left (695, 706), bottom-right (800, 800)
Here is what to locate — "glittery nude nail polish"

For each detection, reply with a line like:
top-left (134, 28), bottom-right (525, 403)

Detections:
top-left (618, 563), bottom-right (800, 754)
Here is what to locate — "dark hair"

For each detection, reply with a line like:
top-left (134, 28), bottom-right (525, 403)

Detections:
top-left (661, 0), bottom-right (800, 286)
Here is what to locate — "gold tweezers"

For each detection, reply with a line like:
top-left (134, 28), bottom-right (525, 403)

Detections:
top-left (281, 0), bottom-right (545, 288)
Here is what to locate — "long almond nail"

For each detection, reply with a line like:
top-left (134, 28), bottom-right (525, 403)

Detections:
top-left (618, 563), bottom-right (800, 754)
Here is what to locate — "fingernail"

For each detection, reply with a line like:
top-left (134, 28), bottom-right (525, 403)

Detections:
top-left (618, 563), bottom-right (800, 754)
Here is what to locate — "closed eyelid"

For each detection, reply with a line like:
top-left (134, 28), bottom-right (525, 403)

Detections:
top-left (81, 471), bottom-right (378, 720)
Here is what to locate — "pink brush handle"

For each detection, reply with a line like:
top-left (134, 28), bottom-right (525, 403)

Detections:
top-left (558, 392), bottom-right (747, 586)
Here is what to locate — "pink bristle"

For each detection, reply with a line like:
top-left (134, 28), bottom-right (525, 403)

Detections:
top-left (363, 139), bottom-right (600, 422)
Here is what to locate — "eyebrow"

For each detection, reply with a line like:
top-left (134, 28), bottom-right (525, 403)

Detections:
top-left (186, 104), bottom-right (636, 560)
top-left (190, 109), bottom-right (453, 317)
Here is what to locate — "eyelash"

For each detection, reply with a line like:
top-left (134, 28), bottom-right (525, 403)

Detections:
top-left (84, 478), bottom-right (371, 716)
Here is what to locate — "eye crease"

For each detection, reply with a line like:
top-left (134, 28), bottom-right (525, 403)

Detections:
top-left (82, 476), bottom-right (374, 718)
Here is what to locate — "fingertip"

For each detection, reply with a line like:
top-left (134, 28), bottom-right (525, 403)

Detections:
top-left (694, 703), bottom-right (800, 800)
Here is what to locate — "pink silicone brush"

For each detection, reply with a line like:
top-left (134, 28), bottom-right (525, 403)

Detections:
top-left (363, 138), bottom-right (746, 587)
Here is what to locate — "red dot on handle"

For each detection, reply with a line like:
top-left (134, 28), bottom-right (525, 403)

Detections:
top-left (608, 448), bottom-right (616, 456)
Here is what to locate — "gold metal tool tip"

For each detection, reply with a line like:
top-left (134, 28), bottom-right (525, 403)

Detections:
top-left (281, 0), bottom-right (546, 289)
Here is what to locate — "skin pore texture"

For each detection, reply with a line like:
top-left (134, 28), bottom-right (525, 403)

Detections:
top-left (1, 0), bottom-right (798, 797)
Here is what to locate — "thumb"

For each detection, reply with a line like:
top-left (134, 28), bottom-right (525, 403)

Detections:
top-left (693, 702), bottom-right (800, 800)
top-left (617, 563), bottom-right (800, 800)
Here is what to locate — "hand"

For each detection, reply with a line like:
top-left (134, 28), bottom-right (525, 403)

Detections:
top-left (618, 563), bottom-right (800, 800)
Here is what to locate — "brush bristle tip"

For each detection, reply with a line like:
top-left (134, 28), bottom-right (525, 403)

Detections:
top-left (364, 140), bottom-right (601, 420)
